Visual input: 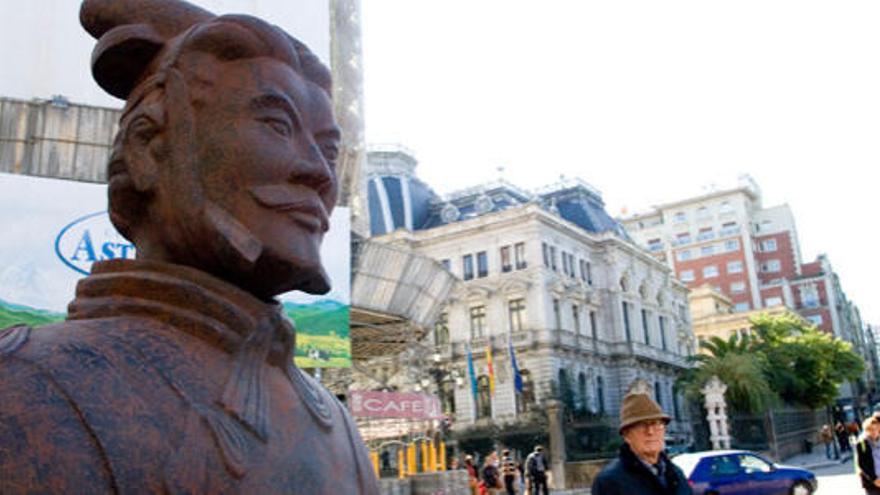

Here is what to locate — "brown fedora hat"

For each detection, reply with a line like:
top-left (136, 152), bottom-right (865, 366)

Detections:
top-left (619, 393), bottom-right (671, 434)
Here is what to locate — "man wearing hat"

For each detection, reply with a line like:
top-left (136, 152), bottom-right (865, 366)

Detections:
top-left (592, 392), bottom-right (691, 494)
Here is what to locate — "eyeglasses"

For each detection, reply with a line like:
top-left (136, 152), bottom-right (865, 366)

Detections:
top-left (634, 420), bottom-right (667, 433)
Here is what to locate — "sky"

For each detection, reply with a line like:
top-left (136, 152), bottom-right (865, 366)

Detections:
top-left (361, 0), bottom-right (880, 324)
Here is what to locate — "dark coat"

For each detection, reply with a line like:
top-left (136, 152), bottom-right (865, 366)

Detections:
top-left (592, 443), bottom-right (692, 495)
top-left (856, 437), bottom-right (880, 493)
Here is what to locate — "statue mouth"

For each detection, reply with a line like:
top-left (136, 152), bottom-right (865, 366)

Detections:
top-left (248, 185), bottom-right (329, 233)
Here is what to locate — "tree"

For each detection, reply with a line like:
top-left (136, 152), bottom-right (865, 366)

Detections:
top-left (750, 313), bottom-right (864, 409)
top-left (680, 312), bottom-right (865, 412)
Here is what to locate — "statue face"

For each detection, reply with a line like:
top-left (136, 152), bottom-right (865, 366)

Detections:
top-left (165, 54), bottom-right (340, 297)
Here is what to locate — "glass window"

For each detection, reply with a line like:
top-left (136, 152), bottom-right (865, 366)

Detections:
top-left (673, 211), bottom-right (687, 223)
top-left (710, 456), bottom-right (741, 477)
top-left (676, 250), bottom-right (692, 262)
top-left (441, 258), bottom-right (451, 270)
top-left (703, 265), bottom-right (719, 278)
top-left (462, 254), bottom-right (474, 280)
top-left (572, 304), bottom-right (581, 334)
top-left (696, 206), bottom-right (710, 219)
top-left (765, 297), bottom-right (783, 307)
top-left (509, 298), bottom-right (526, 332)
top-left (738, 455), bottom-right (772, 474)
top-left (724, 239), bottom-right (740, 251)
top-left (734, 302), bottom-right (750, 312)
top-left (476, 251), bottom-right (488, 278)
top-left (679, 270), bottom-right (695, 282)
top-left (762, 260), bottom-right (781, 273)
top-left (542, 242), bottom-right (550, 267)
top-left (808, 314), bottom-right (823, 326)
top-left (434, 312), bottom-right (449, 345)
top-left (761, 239), bottom-right (777, 252)
top-left (727, 261), bottom-right (743, 274)
top-left (659, 315), bottom-right (667, 350)
top-left (641, 309), bottom-right (651, 345)
top-left (514, 242), bottom-right (527, 269)
top-left (590, 310), bottom-right (598, 340)
top-left (500, 246), bottom-right (512, 273)
top-left (550, 246), bottom-right (558, 271)
top-left (469, 305), bottom-right (486, 338)
top-left (701, 245), bottom-right (715, 256)
top-left (476, 375), bottom-right (491, 419)
top-left (648, 238), bottom-right (663, 252)
top-left (654, 382), bottom-right (663, 408)
top-left (596, 376), bottom-right (605, 413)
top-left (676, 232), bottom-right (691, 245)
top-left (553, 299), bottom-right (561, 330)
top-left (730, 281), bottom-right (746, 293)
top-left (586, 261), bottom-right (593, 285)
top-left (622, 301), bottom-right (632, 341)
top-left (719, 202), bottom-right (734, 214)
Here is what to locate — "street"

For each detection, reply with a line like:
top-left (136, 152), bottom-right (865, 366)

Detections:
top-left (814, 459), bottom-right (860, 495)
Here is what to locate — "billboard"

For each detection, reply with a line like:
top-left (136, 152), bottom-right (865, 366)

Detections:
top-left (0, 172), bottom-right (350, 367)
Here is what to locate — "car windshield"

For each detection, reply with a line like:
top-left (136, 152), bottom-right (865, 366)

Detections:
top-left (671, 454), bottom-right (701, 477)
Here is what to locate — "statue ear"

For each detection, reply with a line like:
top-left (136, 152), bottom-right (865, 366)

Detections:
top-left (121, 109), bottom-right (164, 193)
top-left (91, 24), bottom-right (164, 99)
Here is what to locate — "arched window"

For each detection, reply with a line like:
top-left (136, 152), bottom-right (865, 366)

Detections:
top-left (518, 370), bottom-right (535, 413)
top-left (578, 372), bottom-right (588, 412)
top-left (476, 375), bottom-right (491, 419)
top-left (596, 376), bottom-right (605, 414)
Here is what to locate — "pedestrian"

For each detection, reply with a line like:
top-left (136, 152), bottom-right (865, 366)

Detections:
top-left (501, 449), bottom-right (519, 495)
top-left (480, 451), bottom-right (503, 495)
top-left (856, 416), bottom-right (880, 494)
top-left (839, 421), bottom-right (852, 452)
top-left (525, 445), bottom-right (549, 495)
top-left (591, 392), bottom-right (691, 494)
top-left (465, 455), bottom-right (479, 495)
top-left (820, 424), bottom-right (836, 460)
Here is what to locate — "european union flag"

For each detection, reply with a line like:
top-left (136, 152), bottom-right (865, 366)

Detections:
top-left (509, 339), bottom-right (523, 393)
top-left (466, 343), bottom-right (478, 400)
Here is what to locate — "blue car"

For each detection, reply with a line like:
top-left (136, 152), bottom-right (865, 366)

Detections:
top-left (671, 450), bottom-right (817, 495)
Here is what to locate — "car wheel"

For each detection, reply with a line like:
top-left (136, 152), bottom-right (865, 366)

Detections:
top-left (790, 480), bottom-right (812, 495)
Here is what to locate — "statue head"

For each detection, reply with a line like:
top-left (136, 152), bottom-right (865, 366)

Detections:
top-left (81, 0), bottom-right (340, 299)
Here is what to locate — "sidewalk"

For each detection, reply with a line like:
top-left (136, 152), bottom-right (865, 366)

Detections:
top-left (783, 447), bottom-right (853, 471)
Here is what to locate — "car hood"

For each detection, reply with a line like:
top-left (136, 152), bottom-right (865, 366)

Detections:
top-left (772, 464), bottom-right (815, 477)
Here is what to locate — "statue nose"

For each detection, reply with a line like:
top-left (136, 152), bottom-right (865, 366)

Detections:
top-left (289, 157), bottom-right (335, 197)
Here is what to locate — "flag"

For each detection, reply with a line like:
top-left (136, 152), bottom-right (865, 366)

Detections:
top-left (485, 344), bottom-right (495, 395)
top-left (509, 338), bottom-right (523, 393)
top-left (466, 343), bottom-right (478, 401)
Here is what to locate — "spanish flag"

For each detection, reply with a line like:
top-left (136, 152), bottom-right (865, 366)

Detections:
top-left (485, 345), bottom-right (495, 395)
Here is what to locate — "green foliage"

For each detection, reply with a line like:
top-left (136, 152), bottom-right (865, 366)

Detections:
top-left (680, 312), bottom-right (865, 413)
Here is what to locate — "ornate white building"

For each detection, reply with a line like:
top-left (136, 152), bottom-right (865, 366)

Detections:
top-left (364, 146), bottom-right (696, 446)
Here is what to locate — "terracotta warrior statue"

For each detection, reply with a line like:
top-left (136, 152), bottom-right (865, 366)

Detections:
top-left (0, 1), bottom-right (379, 493)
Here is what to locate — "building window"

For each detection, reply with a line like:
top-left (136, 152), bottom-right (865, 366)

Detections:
top-left (727, 261), bottom-right (744, 274)
top-left (500, 246), bottom-right (512, 273)
top-left (703, 265), bottom-right (719, 278)
top-left (553, 299), bottom-right (562, 330)
top-left (676, 250), bottom-right (692, 262)
top-left (476, 375), bottom-right (491, 419)
top-left (622, 301), bottom-right (632, 342)
top-left (659, 315), bottom-right (667, 350)
top-left (509, 298), bottom-right (526, 332)
top-left (550, 246), bottom-right (558, 271)
top-left (469, 305), bottom-right (486, 338)
top-left (697, 227), bottom-right (714, 241)
top-left (760, 239), bottom-right (777, 252)
top-left (725, 239), bottom-right (740, 252)
top-left (807, 314), bottom-right (823, 326)
top-left (441, 258), bottom-right (451, 270)
top-left (654, 381), bottom-right (663, 408)
top-left (719, 202), bottom-right (734, 214)
top-left (730, 281), bottom-right (746, 293)
top-left (720, 221), bottom-right (738, 236)
top-left (572, 304), bottom-right (581, 334)
top-left (578, 372), bottom-right (588, 411)
top-left (734, 302), bottom-right (750, 312)
top-left (676, 232), bottom-right (691, 245)
top-left (679, 270), bottom-right (695, 282)
top-left (673, 211), bottom-right (687, 223)
top-left (477, 251), bottom-right (488, 278)
top-left (701, 245), bottom-right (715, 256)
top-left (590, 310), bottom-right (598, 340)
top-left (596, 376), bottom-right (605, 413)
top-left (518, 370), bottom-right (535, 413)
top-left (696, 206), bottom-right (710, 220)
top-left (800, 284), bottom-right (820, 308)
top-left (542, 242), bottom-right (550, 267)
top-left (764, 297), bottom-right (783, 307)
top-left (434, 312), bottom-right (449, 346)
top-left (672, 385), bottom-right (681, 419)
top-left (514, 242), bottom-right (527, 269)
top-left (585, 261), bottom-right (593, 285)
top-left (762, 260), bottom-right (781, 273)
top-left (641, 309), bottom-right (651, 345)
top-left (462, 254), bottom-right (474, 280)
top-left (648, 238), bottom-right (663, 252)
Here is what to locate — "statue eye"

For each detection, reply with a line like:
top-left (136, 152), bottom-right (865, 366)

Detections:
top-left (260, 117), bottom-right (293, 137)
